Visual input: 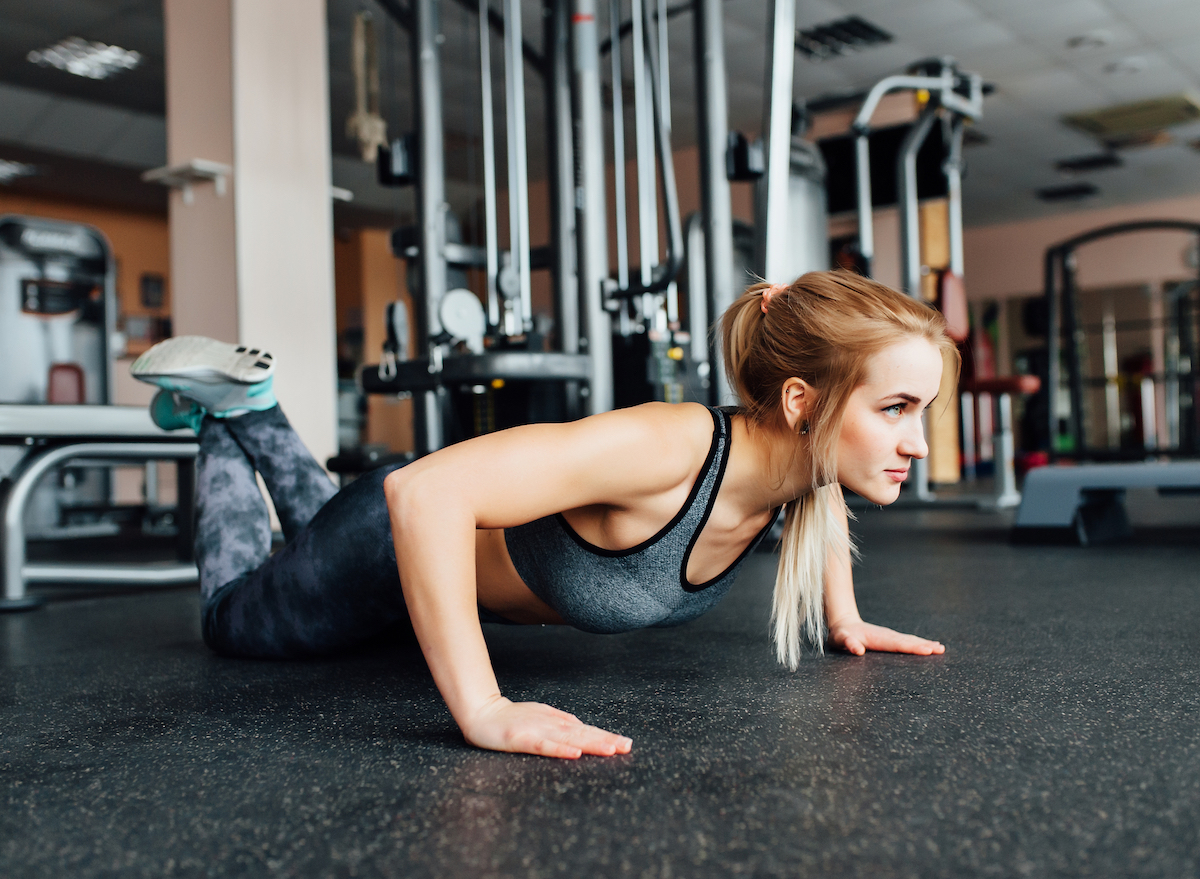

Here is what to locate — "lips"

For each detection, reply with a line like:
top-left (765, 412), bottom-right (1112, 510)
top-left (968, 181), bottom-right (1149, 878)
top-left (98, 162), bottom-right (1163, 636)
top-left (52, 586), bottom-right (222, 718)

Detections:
top-left (885, 468), bottom-right (909, 482)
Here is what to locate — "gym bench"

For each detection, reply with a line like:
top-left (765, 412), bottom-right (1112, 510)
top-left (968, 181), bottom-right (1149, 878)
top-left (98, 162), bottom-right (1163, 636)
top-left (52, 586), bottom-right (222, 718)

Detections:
top-left (0, 405), bottom-right (198, 611)
top-left (1013, 461), bottom-right (1200, 545)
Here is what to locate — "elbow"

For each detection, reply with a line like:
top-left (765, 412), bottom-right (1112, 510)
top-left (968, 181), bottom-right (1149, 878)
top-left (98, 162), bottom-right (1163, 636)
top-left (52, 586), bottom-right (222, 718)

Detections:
top-left (383, 465), bottom-right (472, 531)
top-left (383, 466), bottom-right (424, 529)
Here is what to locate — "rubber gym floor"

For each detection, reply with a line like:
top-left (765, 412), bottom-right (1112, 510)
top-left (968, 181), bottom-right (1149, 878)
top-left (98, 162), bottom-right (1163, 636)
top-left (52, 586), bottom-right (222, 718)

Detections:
top-left (3, 488), bottom-right (1199, 879)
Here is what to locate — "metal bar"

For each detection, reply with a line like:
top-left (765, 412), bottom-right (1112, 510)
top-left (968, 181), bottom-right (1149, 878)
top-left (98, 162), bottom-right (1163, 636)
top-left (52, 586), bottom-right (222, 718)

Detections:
top-left (854, 131), bottom-right (874, 273)
top-left (693, 0), bottom-right (734, 405)
top-left (547, 0), bottom-right (579, 368)
top-left (3, 442), bottom-right (199, 607)
top-left (1141, 376), bottom-right (1158, 450)
top-left (571, 0), bottom-right (613, 414)
top-left (479, 0), bottom-right (501, 328)
top-left (1062, 255), bottom-right (1087, 455)
top-left (960, 390), bottom-right (975, 481)
top-left (684, 212), bottom-right (710, 367)
top-left (24, 563), bottom-right (199, 585)
top-left (632, 0), bottom-right (658, 295)
top-left (1102, 299), bottom-right (1120, 449)
top-left (993, 393), bottom-right (1021, 508)
top-left (611, 0), bottom-right (630, 292)
top-left (657, 0), bottom-right (670, 125)
top-left (413, 0), bottom-right (447, 453)
top-left (945, 115), bottom-right (965, 277)
top-left (641, 0), bottom-right (683, 295)
top-left (1046, 248), bottom-right (1061, 461)
top-left (898, 104), bottom-right (937, 299)
top-left (503, 0), bottom-right (533, 329)
top-left (757, 0), bottom-right (795, 282)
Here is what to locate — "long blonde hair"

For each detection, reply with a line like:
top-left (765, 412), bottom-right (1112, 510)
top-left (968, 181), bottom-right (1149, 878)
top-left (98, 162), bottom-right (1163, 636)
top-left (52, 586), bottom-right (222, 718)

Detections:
top-left (720, 270), bottom-right (959, 669)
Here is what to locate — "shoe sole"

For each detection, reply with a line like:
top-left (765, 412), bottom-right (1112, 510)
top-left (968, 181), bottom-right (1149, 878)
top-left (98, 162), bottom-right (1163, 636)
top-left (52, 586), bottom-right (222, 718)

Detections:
top-left (131, 336), bottom-right (275, 384)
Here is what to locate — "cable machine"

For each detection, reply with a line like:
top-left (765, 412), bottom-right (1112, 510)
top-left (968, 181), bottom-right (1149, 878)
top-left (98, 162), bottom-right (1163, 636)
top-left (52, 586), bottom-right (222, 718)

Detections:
top-left (851, 57), bottom-right (984, 500)
top-left (360, 0), bottom-right (735, 453)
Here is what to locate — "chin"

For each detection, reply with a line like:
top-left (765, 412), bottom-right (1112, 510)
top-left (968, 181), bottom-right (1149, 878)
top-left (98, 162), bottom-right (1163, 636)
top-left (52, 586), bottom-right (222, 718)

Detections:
top-left (859, 483), bottom-right (903, 506)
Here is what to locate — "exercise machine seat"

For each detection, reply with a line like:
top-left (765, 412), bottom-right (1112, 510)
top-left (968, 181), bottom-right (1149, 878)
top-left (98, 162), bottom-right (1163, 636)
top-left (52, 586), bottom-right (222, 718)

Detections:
top-left (47, 363), bottom-right (86, 404)
top-left (938, 271), bottom-right (970, 343)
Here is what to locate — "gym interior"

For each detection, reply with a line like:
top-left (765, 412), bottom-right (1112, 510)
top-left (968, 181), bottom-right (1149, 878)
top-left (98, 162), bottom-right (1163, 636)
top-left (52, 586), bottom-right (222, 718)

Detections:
top-left (3, 1), bottom-right (1199, 876)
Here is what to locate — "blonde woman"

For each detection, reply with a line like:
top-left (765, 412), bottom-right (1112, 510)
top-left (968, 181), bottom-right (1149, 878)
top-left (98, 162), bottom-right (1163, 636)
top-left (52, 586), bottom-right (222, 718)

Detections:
top-left (132, 270), bottom-right (955, 760)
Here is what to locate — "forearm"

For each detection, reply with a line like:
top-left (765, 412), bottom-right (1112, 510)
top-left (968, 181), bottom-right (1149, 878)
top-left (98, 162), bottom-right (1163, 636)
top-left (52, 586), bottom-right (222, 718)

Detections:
top-left (822, 494), bottom-right (860, 627)
top-left (386, 477), bottom-right (500, 731)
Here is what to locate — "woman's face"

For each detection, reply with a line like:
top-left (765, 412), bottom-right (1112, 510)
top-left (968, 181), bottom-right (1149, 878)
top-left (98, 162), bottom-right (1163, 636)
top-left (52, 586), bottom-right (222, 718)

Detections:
top-left (835, 337), bottom-right (944, 505)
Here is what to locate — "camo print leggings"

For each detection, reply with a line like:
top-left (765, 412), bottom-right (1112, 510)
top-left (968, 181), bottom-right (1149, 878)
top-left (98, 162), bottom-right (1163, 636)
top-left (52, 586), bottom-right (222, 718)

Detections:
top-left (197, 406), bottom-right (410, 658)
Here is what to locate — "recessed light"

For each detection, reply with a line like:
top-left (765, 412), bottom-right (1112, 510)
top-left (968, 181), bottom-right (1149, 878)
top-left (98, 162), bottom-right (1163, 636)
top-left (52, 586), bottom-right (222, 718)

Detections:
top-left (0, 159), bottom-right (38, 184)
top-left (1037, 182), bottom-right (1099, 202)
top-left (1103, 55), bottom-right (1149, 76)
top-left (27, 37), bottom-right (141, 80)
top-left (1054, 152), bottom-right (1123, 174)
top-left (1066, 29), bottom-right (1113, 50)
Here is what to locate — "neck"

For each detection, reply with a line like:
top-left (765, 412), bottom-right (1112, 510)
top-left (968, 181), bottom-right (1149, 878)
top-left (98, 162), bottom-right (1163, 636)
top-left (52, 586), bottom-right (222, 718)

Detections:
top-left (723, 413), bottom-right (816, 516)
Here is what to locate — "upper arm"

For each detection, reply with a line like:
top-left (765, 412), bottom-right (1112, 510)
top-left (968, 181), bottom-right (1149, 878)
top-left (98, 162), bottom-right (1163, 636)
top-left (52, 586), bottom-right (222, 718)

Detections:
top-left (384, 403), bottom-right (712, 530)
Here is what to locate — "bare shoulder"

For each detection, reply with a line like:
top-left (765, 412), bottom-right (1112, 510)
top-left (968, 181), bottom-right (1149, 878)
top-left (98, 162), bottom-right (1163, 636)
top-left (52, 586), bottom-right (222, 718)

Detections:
top-left (574, 401), bottom-right (715, 479)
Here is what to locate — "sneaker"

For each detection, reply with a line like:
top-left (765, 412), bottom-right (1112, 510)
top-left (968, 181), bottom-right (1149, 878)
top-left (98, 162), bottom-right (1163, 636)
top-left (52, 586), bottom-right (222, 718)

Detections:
top-left (149, 389), bottom-right (204, 432)
top-left (131, 335), bottom-right (278, 416)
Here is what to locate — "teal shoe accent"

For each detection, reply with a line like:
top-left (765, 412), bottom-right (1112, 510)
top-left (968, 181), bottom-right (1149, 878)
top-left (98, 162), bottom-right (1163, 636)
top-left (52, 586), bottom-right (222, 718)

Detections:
top-left (211, 376), bottom-right (277, 418)
top-left (150, 390), bottom-right (204, 432)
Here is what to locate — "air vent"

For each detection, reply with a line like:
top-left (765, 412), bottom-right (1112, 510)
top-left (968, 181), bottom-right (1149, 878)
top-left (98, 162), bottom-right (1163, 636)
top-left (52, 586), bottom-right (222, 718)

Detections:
top-left (1064, 93), bottom-right (1200, 138)
top-left (1055, 153), bottom-right (1123, 174)
top-left (1037, 182), bottom-right (1099, 202)
top-left (795, 16), bottom-right (892, 62)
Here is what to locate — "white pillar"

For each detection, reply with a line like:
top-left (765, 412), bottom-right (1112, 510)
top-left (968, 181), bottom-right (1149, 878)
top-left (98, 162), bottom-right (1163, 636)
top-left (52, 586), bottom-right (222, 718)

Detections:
top-left (164, 0), bottom-right (338, 466)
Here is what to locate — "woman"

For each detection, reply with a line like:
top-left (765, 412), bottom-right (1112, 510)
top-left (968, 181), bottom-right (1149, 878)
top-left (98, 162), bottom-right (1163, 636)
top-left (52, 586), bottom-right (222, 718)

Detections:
top-left (132, 270), bottom-right (955, 760)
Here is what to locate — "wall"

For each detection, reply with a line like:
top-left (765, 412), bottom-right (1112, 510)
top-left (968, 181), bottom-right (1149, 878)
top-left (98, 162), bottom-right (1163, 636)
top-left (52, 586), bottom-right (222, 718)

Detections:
top-left (964, 193), bottom-right (1200, 301)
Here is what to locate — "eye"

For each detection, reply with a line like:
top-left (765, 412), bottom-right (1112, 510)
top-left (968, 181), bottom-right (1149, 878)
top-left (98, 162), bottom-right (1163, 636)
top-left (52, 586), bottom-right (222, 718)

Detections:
top-left (883, 403), bottom-right (905, 416)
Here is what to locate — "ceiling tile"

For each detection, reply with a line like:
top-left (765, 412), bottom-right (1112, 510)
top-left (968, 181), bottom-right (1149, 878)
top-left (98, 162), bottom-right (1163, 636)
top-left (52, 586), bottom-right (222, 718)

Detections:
top-left (954, 40), bottom-right (1055, 81)
top-left (0, 83), bottom-right (56, 141)
top-left (999, 66), bottom-right (1111, 114)
top-left (98, 112), bottom-right (165, 168)
top-left (866, 0), bottom-right (985, 39)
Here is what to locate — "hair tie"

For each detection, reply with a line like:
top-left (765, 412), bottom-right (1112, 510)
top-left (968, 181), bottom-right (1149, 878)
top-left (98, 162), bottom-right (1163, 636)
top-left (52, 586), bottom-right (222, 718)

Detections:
top-left (760, 283), bottom-right (788, 315)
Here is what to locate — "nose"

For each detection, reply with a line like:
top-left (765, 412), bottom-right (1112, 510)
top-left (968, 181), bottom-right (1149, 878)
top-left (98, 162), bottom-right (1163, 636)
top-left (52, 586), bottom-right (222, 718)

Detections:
top-left (899, 414), bottom-right (929, 460)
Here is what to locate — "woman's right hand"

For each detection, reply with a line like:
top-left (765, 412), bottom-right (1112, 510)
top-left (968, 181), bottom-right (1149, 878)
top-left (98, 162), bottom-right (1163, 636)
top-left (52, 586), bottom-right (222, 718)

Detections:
top-left (461, 695), bottom-right (633, 759)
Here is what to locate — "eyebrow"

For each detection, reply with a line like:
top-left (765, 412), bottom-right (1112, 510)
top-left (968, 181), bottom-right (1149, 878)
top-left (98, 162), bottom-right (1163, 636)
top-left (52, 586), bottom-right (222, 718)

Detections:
top-left (882, 392), bottom-right (939, 406)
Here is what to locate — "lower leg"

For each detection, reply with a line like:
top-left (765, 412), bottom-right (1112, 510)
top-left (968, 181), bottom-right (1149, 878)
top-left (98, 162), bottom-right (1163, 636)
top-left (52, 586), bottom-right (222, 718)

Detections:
top-left (194, 419), bottom-right (272, 601)
top-left (221, 406), bottom-right (337, 543)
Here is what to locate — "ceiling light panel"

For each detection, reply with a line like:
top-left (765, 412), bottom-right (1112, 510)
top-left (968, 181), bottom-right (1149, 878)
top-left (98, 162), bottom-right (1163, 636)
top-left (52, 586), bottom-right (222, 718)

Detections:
top-left (0, 159), bottom-right (38, 184)
top-left (27, 37), bottom-right (142, 80)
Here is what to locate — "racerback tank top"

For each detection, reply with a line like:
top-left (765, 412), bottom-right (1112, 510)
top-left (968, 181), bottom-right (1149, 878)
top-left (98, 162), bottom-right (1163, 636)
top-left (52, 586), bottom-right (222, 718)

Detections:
top-left (502, 407), bottom-right (780, 634)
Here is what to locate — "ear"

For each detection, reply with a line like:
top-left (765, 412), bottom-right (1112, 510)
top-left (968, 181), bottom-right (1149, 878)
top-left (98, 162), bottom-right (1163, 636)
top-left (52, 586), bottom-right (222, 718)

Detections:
top-left (779, 377), bottom-right (817, 433)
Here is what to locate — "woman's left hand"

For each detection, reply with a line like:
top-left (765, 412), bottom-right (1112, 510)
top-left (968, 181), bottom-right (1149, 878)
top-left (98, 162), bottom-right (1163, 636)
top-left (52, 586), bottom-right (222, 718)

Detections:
top-left (827, 617), bottom-right (944, 656)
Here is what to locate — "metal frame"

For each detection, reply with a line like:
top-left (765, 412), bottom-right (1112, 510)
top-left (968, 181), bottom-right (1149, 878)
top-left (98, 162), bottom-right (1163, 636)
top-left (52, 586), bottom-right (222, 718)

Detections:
top-left (2, 441), bottom-right (198, 611)
top-left (1043, 220), bottom-right (1200, 461)
top-left (851, 59), bottom-right (983, 500)
top-left (852, 61), bottom-right (984, 277)
top-left (755, 0), bottom-right (796, 284)
top-left (693, 0), bottom-right (733, 405)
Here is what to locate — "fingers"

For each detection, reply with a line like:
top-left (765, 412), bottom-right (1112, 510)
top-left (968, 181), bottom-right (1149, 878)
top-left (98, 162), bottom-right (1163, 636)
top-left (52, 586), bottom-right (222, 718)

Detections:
top-left (474, 702), bottom-right (633, 760)
top-left (833, 622), bottom-right (945, 656)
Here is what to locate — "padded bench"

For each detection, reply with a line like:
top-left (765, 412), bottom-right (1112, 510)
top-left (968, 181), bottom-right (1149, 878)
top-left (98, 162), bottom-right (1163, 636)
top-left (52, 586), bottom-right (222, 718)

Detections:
top-left (1013, 461), bottom-right (1200, 545)
top-left (0, 405), bottom-right (198, 611)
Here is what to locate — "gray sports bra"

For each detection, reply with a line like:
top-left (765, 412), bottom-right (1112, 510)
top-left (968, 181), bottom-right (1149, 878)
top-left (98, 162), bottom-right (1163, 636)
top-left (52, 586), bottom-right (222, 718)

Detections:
top-left (502, 407), bottom-right (780, 634)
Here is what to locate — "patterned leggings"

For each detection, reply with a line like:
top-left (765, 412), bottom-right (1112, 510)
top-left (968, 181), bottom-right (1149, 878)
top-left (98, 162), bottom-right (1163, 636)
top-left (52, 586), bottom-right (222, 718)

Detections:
top-left (197, 407), bottom-right (410, 658)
